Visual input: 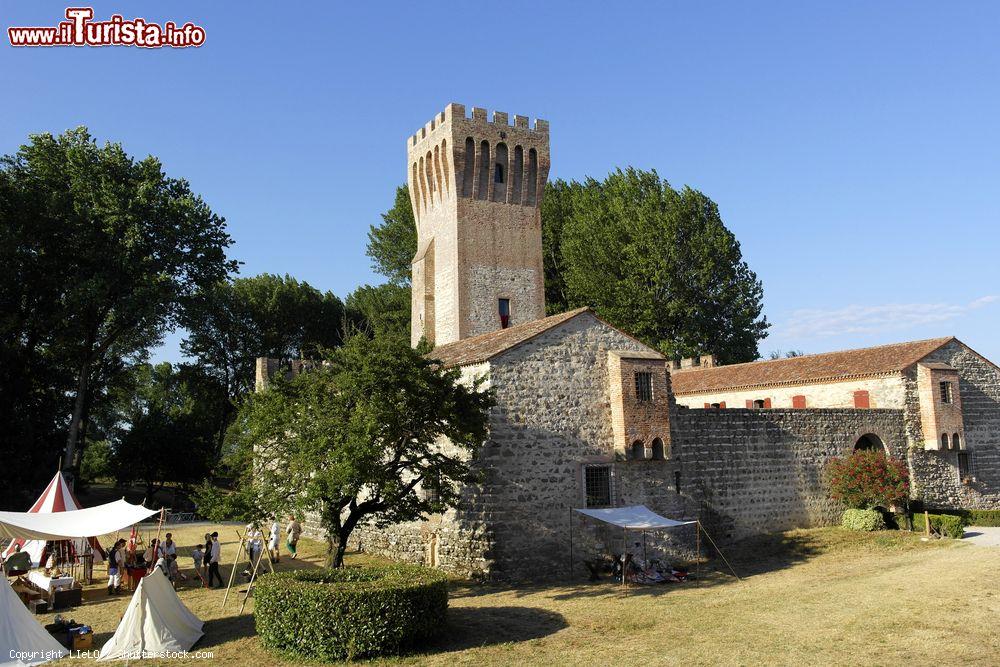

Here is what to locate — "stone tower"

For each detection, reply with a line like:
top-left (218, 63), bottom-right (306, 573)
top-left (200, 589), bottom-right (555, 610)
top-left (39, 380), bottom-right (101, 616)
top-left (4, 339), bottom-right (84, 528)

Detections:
top-left (408, 103), bottom-right (550, 347)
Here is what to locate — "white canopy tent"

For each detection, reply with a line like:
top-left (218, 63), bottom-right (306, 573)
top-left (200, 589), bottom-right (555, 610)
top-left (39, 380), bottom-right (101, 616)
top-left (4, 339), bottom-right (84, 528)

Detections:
top-left (0, 499), bottom-right (159, 542)
top-left (575, 505), bottom-right (696, 529)
top-left (97, 568), bottom-right (204, 661)
top-left (0, 575), bottom-right (68, 666)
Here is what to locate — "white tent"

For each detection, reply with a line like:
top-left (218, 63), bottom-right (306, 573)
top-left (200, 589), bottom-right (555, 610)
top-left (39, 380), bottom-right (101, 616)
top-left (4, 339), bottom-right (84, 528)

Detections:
top-left (574, 505), bottom-right (696, 529)
top-left (97, 569), bottom-right (204, 661)
top-left (0, 574), bottom-right (68, 666)
top-left (0, 499), bottom-right (158, 543)
top-left (2, 472), bottom-right (110, 567)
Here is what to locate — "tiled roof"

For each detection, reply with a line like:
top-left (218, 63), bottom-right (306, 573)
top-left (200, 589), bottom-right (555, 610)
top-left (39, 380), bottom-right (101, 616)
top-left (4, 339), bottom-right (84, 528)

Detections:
top-left (671, 337), bottom-right (955, 395)
top-left (428, 307), bottom-right (592, 367)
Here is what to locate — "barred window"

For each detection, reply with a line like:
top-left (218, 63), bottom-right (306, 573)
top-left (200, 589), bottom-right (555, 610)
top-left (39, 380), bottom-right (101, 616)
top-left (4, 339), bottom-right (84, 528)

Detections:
top-left (584, 465), bottom-right (612, 508)
top-left (423, 473), bottom-right (441, 505)
top-left (634, 372), bottom-right (653, 402)
top-left (940, 381), bottom-right (952, 404)
top-left (958, 452), bottom-right (971, 479)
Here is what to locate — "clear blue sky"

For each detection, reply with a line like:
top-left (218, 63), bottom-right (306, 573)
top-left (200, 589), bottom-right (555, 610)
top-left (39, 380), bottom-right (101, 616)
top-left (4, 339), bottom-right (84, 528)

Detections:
top-left (3, 1), bottom-right (998, 362)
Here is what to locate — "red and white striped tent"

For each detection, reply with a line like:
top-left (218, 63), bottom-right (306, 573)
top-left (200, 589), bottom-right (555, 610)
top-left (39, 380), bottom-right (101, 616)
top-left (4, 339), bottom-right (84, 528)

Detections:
top-left (2, 471), bottom-right (107, 567)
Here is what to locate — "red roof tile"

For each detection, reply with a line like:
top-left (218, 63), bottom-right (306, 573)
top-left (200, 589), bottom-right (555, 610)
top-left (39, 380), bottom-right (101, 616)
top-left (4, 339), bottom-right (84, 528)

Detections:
top-left (671, 337), bottom-right (955, 395)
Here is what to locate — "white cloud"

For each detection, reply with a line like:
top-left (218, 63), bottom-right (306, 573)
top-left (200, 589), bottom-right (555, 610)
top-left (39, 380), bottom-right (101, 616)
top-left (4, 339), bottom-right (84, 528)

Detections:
top-left (778, 295), bottom-right (998, 339)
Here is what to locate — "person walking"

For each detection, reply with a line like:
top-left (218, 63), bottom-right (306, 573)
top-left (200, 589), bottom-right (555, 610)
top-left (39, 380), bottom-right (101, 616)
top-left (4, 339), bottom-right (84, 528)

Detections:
top-left (107, 538), bottom-right (126, 595)
top-left (162, 533), bottom-right (177, 558)
top-left (268, 518), bottom-right (281, 564)
top-left (207, 532), bottom-right (223, 588)
top-left (286, 515), bottom-right (302, 560)
top-left (202, 533), bottom-right (212, 583)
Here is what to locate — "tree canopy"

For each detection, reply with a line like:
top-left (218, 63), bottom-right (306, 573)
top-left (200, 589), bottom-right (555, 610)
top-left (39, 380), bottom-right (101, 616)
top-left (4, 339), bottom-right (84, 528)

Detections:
top-left (0, 127), bottom-right (236, 492)
top-left (365, 171), bottom-right (769, 362)
top-left (217, 333), bottom-right (493, 567)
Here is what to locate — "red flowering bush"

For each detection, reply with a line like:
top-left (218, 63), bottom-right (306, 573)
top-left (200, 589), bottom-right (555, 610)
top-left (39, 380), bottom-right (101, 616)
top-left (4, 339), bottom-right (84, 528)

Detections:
top-left (826, 449), bottom-right (909, 509)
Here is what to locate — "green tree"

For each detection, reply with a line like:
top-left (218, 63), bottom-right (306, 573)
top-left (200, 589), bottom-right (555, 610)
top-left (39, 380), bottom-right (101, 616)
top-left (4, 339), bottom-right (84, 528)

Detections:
top-left (366, 185), bottom-right (417, 286)
top-left (104, 363), bottom-right (227, 502)
top-left (0, 128), bottom-right (236, 487)
top-left (539, 179), bottom-right (578, 315)
top-left (180, 274), bottom-right (346, 451)
top-left (223, 333), bottom-right (493, 567)
top-left (345, 283), bottom-right (411, 341)
top-left (560, 168), bottom-right (768, 363)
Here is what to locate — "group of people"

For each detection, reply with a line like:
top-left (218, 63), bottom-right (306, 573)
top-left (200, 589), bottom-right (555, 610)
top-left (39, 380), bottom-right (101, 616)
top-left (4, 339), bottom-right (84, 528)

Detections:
top-left (104, 515), bottom-right (304, 594)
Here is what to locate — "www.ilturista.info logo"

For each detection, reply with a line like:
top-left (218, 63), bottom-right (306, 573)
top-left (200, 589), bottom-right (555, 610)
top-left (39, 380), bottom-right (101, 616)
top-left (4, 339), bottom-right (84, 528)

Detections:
top-left (8, 7), bottom-right (205, 48)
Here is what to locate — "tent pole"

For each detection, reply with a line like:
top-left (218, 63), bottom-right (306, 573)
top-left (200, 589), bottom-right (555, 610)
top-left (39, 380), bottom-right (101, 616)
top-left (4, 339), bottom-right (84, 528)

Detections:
top-left (642, 531), bottom-right (647, 566)
top-left (221, 527), bottom-right (247, 608)
top-left (568, 507), bottom-right (573, 581)
top-left (695, 520), bottom-right (701, 577)
top-left (238, 540), bottom-right (268, 615)
top-left (148, 508), bottom-right (166, 573)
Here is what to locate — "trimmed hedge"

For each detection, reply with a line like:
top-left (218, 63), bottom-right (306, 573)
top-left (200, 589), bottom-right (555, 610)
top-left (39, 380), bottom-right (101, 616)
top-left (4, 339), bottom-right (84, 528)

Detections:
top-left (911, 513), bottom-right (967, 539)
top-left (842, 509), bottom-right (887, 532)
top-left (254, 564), bottom-right (448, 661)
top-left (929, 508), bottom-right (1000, 528)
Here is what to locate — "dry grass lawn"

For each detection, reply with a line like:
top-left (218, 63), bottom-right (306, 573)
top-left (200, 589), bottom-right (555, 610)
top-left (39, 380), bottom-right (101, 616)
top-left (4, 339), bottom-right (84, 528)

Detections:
top-left (28, 523), bottom-right (1000, 666)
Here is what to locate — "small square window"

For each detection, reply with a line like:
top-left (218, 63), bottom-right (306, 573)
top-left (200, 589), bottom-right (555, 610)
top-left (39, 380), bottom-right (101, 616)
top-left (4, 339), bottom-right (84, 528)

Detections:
top-left (940, 381), bottom-right (952, 404)
top-left (584, 465), bottom-right (612, 507)
top-left (634, 372), bottom-right (653, 402)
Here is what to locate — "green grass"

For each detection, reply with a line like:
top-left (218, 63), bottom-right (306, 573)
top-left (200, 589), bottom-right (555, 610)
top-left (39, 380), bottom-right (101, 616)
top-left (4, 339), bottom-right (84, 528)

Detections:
top-left (35, 523), bottom-right (1000, 666)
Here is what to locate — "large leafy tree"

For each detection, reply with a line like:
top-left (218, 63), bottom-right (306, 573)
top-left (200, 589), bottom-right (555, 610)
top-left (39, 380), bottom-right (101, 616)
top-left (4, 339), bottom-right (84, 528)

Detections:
top-left (222, 333), bottom-right (493, 567)
top-left (180, 274), bottom-right (346, 450)
top-left (560, 169), bottom-right (768, 363)
top-left (366, 185), bottom-right (416, 286)
top-left (0, 128), bottom-right (236, 489)
top-left (344, 283), bottom-right (411, 341)
top-left (98, 362), bottom-right (228, 503)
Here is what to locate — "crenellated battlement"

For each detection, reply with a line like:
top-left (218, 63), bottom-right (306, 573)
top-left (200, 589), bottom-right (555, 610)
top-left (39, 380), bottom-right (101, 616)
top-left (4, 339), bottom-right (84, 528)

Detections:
top-left (409, 102), bottom-right (548, 147)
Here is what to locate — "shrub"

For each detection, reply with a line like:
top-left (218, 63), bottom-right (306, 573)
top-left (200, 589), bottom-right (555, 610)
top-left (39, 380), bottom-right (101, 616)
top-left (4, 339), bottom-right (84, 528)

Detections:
top-left (826, 450), bottom-right (909, 509)
top-left (842, 508), bottom-right (887, 531)
top-left (911, 513), bottom-right (968, 539)
top-left (919, 508), bottom-right (1000, 528)
top-left (253, 564), bottom-right (448, 661)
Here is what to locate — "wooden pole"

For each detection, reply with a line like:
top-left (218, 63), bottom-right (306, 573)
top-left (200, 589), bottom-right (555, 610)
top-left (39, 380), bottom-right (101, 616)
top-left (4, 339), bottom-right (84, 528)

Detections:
top-left (238, 544), bottom-right (268, 615)
top-left (221, 528), bottom-right (247, 609)
top-left (925, 510), bottom-right (931, 536)
top-left (148, 508), bottom-right (166, 574)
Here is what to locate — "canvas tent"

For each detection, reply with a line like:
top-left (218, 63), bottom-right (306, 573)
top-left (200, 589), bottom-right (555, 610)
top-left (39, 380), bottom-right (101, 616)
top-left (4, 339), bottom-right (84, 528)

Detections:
top-left (0, 573), bottom-right (68, 666)
top-left (2, 472), bottom-right (108, 567)
top-left (97, 569), bottom-right (204, 661)
top-left (574, 505), bottom-right (696, 529)
top-left (0, 499), bottom-right (159, 543)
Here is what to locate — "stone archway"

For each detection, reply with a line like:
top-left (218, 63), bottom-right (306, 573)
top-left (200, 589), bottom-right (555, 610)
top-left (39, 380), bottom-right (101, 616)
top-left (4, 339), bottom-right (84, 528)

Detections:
top-left (854, 433), bottom-right (885, 452)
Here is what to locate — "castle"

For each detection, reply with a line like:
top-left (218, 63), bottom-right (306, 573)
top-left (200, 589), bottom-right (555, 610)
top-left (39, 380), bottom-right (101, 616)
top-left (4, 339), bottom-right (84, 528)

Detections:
top-left (261, 103), bottom-right (1000, 580)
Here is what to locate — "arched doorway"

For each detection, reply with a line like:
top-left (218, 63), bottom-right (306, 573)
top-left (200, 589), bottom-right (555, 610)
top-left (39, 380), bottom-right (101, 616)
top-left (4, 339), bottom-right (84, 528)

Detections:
top-left (854, 433), bottom-right (885, 452)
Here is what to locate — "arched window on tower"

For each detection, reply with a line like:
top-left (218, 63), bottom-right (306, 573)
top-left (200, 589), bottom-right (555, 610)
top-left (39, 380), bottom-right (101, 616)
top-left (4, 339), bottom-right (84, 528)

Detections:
top-left (526, 148), bottom-right (538, 205)
top-left (477, 140), bottom-right (490, 200)
top-left (511, 146), bottom-right (524, 204)
top-left (952, 433), bottom-right (961, 450)
top-left (492, 143), bottom-right (508, 203)
top-left (462, 137), bottom-right (475, 198)
top-left (941, 433), bottom-right (950, 449)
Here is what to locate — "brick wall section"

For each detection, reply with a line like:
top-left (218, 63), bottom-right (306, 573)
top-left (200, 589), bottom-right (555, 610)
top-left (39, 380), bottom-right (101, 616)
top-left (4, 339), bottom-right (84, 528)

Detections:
top-left (607, 351), bottom-right (672, 458)
top-left (906, 341), bottom-right (1000, 509)
top-left (672, 408), bottom-right (907, 540)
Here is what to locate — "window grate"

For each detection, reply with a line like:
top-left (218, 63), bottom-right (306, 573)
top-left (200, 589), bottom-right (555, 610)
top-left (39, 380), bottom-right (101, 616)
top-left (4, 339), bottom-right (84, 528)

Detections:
top-left (634, 372), bottom-right (653, 402)
top-left (584, 465), bottom-right (612, 508)
top-left (939, 381), bottom-right (952, 404)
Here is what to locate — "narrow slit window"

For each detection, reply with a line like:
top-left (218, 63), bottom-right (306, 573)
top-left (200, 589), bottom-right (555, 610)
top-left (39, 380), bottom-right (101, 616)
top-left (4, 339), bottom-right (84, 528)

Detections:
top-left (940, 381), bottom-right (952, 404)
top-left (498, 298), bottom-right (511, 328)
top-left (958, 452), bottom-right (970, 479)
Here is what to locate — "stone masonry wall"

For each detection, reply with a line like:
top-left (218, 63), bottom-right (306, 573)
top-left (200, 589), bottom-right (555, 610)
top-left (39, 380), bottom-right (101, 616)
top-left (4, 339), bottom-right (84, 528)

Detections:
top-left (672, 408), bottom-right (908, 541)
top-left (906, 340), bottom-right (1000, 509)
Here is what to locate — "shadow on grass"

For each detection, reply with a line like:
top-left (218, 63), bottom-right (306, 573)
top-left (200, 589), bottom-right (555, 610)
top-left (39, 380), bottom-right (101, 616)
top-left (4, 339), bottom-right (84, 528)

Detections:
top-left (198, 613), bottom-right (258, 649)
top-left (418, 606), bottom-right (566, 653)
